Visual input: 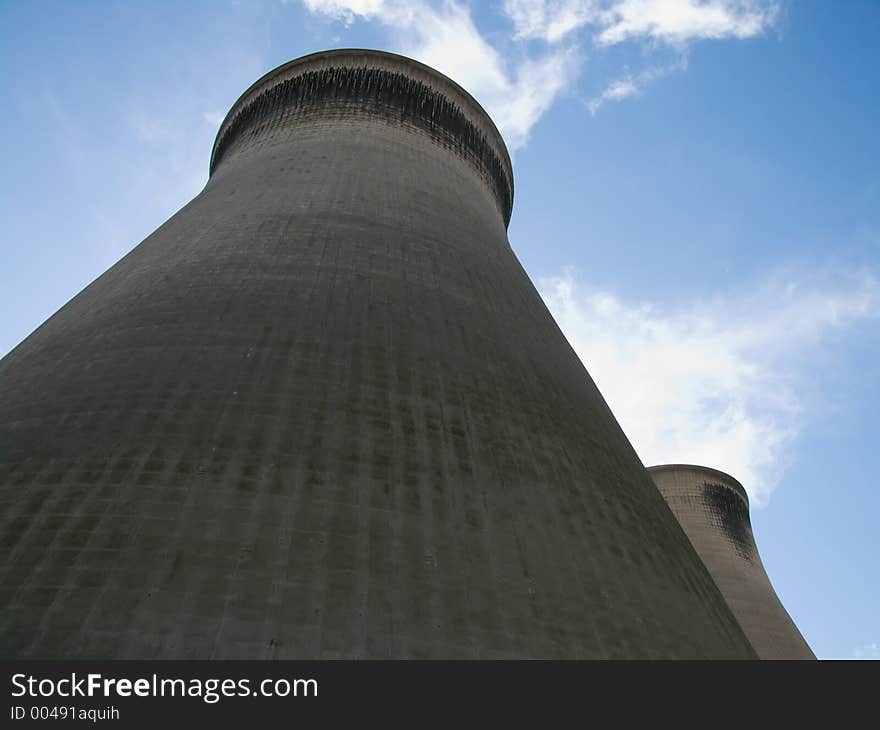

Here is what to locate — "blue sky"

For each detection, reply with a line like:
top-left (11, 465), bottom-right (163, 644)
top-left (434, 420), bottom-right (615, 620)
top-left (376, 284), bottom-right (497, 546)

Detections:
top-left (1, 0), bottom-right (877, 659)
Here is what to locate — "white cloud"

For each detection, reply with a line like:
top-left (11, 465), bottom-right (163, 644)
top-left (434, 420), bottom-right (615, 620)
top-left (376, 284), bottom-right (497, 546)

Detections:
top-left (303, 0), bottom-right (579, 149)
top-left (303, 0), bottom-right (386, 21)
top-left (587, 75), bottom-right (640, 113)
top-left (503, 0), bottom-right (600, 42)
top-left (604, 77), bottom-right (640, 99)
top-left (503, 1), bottom-right (778, 109)
top-left (502, 1), bottom-right (778, 46)
top-left (596, 0), bottom-right (780, 47)
top-left (539, 267), bottom-right (879, 506)
top-left (586, 56), bottom-right (687, 112)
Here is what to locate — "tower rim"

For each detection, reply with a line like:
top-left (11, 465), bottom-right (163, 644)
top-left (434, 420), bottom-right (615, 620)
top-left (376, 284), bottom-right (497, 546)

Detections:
top-left (647, 463), bottom-right (749, 505)
top-left (209, 48), bottom-right (515, 225)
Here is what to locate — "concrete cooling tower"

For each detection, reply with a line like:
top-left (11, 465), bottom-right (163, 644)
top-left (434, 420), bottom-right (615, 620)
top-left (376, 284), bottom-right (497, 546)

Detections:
top-left (648, 465), bottom-right (814, 659)
top-left (0, 49), bottom-right (756, 659)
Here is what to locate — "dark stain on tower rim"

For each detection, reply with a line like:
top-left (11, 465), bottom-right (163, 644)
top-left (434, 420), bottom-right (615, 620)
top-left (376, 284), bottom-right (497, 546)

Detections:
top-left (701, 481), bottom-right (757, 563)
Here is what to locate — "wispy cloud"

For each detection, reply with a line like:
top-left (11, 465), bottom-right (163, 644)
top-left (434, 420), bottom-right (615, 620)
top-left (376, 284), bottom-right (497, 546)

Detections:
top-left (302, 0), bottom-right (391, 23)
top-left (503, 0), bottom-right (600, 43)
top-left (586, 56), bottom-right (687, 113)
top-left (586, 74), bottom-right (640, 113)
top-left (539, 266), bottom-right (879, 506)
top-left (303, 1), bottom-right (781, 140)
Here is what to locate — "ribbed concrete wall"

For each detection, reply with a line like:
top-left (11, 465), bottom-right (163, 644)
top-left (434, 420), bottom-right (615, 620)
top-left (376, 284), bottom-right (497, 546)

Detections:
top-left (648, 465), bottom-right (814, 659)
top-left (0, 50), bottom-right (755, 659)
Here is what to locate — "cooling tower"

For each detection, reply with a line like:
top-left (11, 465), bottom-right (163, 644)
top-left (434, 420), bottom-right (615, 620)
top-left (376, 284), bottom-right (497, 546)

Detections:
top-left (0, 49), bottom-right (755, 659)
top-left (647, 464), bottom-right (814, 659)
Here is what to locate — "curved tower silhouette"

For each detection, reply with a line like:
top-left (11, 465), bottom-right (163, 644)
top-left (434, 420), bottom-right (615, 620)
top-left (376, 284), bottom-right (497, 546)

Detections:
top-left (647, 464), bottom-right (814, 659)
top-left (0, 50), bottom-right (754, 659)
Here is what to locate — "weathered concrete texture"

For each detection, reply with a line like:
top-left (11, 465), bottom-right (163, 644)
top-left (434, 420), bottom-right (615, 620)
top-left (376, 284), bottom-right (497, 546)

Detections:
top-left (0, 49), bottom-right (755, 659)
top-left (648, 465), bottom-right (815, 659)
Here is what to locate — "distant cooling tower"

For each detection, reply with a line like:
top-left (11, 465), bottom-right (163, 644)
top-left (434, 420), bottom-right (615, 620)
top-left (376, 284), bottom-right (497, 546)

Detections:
top-left (648, 465), bottom-right (814, 659)
top-left (0, 49), bottom-right (755, 659)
